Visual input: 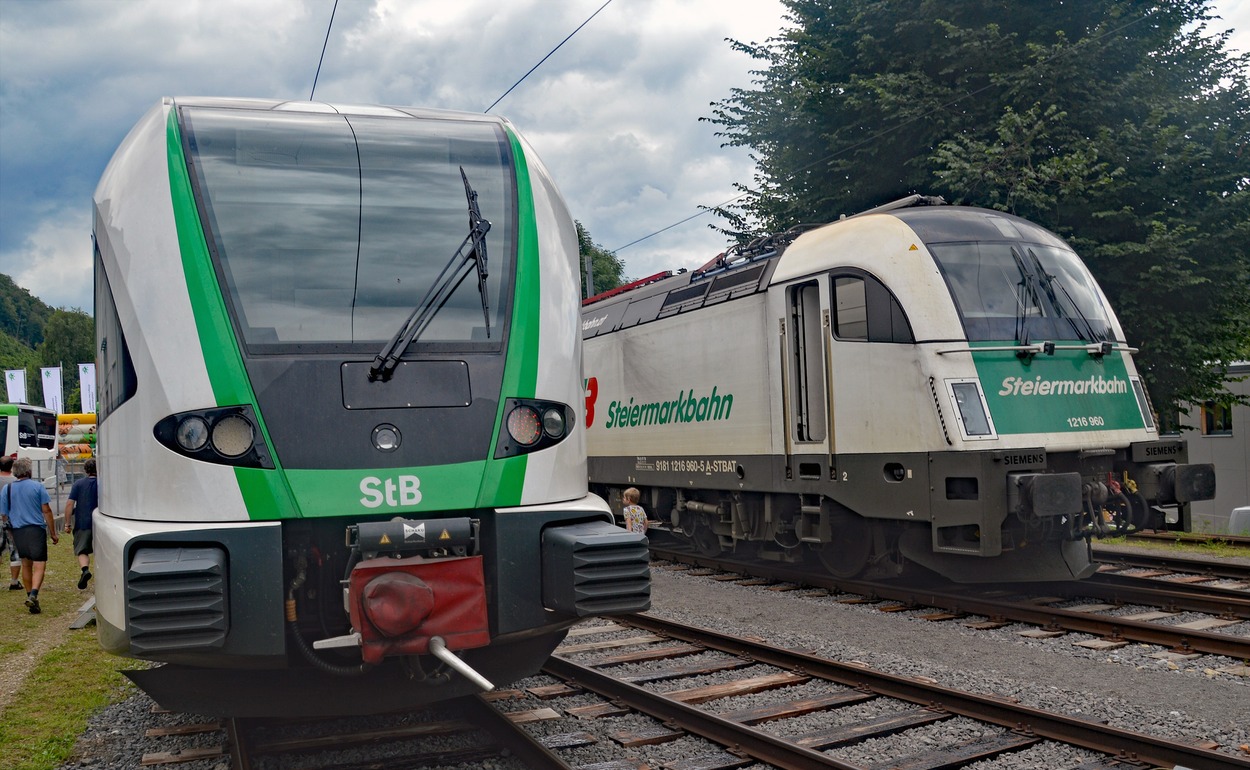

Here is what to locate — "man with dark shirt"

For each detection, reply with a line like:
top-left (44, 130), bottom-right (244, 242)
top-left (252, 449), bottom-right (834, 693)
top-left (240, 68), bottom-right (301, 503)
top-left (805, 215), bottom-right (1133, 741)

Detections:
top-left (65, 459), bottom-right (98, 590)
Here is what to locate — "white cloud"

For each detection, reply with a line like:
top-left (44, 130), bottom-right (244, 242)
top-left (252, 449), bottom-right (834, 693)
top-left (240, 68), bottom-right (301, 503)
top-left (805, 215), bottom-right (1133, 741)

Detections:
top-left (7, 208), bottom-right (93, 312)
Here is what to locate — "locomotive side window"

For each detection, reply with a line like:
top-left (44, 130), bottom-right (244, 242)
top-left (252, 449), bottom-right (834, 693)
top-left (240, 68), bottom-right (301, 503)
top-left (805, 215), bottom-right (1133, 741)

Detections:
top-left (789, 281), bottom-right (827, 443)
top-left (95, 241), bottom-right (137, 422)
top-left (831, 271), bottom-right (913, 343)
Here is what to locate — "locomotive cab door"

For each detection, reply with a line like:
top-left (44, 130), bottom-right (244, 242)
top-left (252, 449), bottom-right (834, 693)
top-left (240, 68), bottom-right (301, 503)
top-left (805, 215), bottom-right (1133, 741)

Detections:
top-left (783, 279), bottom-right (833, 480)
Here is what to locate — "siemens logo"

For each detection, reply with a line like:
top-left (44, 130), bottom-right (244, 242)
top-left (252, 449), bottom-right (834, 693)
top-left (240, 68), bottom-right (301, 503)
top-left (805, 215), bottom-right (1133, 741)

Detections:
top-left (999, 375), bottom-right (1128, 397)
top-left (1003, 452), bottom-right (1045, 466)
top-left (1144, 444), bottom-right (1180, 457)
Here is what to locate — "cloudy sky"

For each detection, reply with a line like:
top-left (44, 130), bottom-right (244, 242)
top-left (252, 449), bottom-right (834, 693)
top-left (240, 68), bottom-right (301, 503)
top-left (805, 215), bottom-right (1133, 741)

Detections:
top-left (1, 0), bottom-right (1246, 312)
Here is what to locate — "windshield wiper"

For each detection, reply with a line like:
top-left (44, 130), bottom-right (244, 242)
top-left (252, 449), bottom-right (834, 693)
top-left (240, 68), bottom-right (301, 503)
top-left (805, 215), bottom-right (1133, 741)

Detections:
top-left (368, 167), bottom-right (492, 383)
top-left (1026, 248), bottom-right (1099, 343)
top-left (1009, 246), bottom-right (1038, 349)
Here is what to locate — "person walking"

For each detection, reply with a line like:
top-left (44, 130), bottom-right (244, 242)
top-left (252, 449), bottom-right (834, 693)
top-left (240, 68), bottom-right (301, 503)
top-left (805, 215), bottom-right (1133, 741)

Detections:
top-left (0, 457), bottom-right (59, 613)
top-left (64, 458), bottom-right (98, 590)
top-left (0, 456), bottom-right (21, 590)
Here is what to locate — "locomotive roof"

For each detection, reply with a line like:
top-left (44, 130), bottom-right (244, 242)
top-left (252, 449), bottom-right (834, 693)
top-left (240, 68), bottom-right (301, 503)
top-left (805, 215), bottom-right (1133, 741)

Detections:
top-left (580, 202), bottom-right (1077, 340)
top-left (164, 96), bottom-right (509, 125)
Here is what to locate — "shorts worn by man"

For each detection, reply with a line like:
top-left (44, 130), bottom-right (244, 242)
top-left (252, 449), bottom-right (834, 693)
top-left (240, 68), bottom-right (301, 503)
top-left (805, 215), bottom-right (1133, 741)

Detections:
top-left (0, 458), bottom-right (59, 614)
top-left (65, 459), bottom-right (98, 589)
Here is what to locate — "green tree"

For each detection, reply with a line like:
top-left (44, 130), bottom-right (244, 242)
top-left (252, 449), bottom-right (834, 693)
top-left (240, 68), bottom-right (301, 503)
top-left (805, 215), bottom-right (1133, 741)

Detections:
top-left (707, 0), bottom-right (1249, 412)
top-left (578, 221), bottom-right (627, 298)
top-left (33, 309), bottom-right (95, 412)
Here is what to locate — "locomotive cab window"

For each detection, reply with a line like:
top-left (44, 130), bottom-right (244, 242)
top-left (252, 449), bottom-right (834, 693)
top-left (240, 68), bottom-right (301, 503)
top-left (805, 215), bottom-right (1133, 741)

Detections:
top-left (181, 107), bottom-right (517, 352)
top-left (831, 271), bottom-right (913, 343)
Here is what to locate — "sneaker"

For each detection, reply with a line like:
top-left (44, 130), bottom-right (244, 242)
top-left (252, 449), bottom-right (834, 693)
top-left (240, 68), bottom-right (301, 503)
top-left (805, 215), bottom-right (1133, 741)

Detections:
top-left (25, 597), bottom-right (40, 614)
top-left (78, 570), bottom-right (92, 590)
top-left (8, 582), bottom-right (20, 591)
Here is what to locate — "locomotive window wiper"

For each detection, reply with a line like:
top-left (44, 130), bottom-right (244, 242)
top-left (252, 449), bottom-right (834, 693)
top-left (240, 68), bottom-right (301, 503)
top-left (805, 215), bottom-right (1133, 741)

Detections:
top-left (1008, 246), bottom-right (1039, 347)
top-left (369, 167), bottom-right (492, 383)
top-left (1026, 247), bottom-right (1099, 343)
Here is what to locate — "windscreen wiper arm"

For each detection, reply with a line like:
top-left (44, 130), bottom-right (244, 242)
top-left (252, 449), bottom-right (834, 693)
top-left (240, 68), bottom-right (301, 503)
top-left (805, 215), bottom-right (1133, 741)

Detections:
top-left (1027, 248), bottom-right (1098, 343)
top-left (1009, 246), bottom-right (1037, 347)
top-left (368, 167), bottom-right (492, 383)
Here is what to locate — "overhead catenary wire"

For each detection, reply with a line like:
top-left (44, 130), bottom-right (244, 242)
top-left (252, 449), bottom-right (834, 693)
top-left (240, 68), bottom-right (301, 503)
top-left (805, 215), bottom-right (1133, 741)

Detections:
top-left (309, 0), bottom-right (340, 101)
top-left (485, 0), bottom-right (614, 113)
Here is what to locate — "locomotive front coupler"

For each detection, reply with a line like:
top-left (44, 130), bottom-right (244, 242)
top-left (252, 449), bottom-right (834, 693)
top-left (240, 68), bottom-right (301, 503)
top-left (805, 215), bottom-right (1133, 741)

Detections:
top-left (347, 517), bottom-right (479, 560)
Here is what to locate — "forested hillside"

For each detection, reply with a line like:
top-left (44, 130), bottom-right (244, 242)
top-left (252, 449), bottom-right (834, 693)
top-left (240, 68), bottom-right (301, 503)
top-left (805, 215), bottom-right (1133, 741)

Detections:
top-left (0, 273), bottom-right (94, 411)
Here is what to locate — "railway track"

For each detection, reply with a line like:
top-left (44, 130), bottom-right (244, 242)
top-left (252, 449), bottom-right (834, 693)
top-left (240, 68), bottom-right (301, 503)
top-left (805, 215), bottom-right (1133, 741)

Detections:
top-left (524, 615), bottom-right (1248, 769)
top-left (650, 545), bottom-right (1250, 661)
top-left (137, 696), bottom-right (570, 769)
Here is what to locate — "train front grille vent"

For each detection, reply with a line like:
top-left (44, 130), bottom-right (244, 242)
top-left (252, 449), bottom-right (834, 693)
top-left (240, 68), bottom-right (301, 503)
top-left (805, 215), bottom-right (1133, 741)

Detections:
top-left (542, 520), bottom-right (651, 616)
top-left (125, 547), bottom-right (229, 654)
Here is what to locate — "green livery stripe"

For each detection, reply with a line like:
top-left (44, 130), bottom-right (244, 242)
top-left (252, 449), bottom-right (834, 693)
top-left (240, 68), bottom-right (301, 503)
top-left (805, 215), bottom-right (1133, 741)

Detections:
top-left (281, 463), bottom-right (491, 517)
top-left (970, 341), bottom-right (1144, 434)
top-left (475, 127), bottom-right (540, 506)
top-left (166, 108), bottom-right (296, 520)
top-left (166, 109), bottom-right (251, 406)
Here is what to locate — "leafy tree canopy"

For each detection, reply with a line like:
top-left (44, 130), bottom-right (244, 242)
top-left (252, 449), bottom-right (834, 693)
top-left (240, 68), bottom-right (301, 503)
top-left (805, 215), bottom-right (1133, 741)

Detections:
top-left (707, 0), bottom-right (1250, 412)
top-left (578, 221), bottom-right (627, 298)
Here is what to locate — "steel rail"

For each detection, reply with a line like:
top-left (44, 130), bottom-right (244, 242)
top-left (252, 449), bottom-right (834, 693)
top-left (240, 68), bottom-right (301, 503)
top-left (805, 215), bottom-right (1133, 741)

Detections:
top-left (651, 546), bottom-right (1250, 659)
top-left (1093, 549), bottom-right (1250, 582)
top-left (458, 695), bottom-right (574, 769)
top-left (543, 655), bottom-right (865, 770)
top-left (614, 613), bottom-right (1250, 770)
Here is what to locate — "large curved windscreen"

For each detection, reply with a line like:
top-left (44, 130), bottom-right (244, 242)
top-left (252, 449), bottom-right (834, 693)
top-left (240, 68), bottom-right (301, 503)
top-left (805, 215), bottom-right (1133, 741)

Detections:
top-left (928, 241), bottom-right (1115, 343)
top-left (181, 107), bottom-right (515, 348)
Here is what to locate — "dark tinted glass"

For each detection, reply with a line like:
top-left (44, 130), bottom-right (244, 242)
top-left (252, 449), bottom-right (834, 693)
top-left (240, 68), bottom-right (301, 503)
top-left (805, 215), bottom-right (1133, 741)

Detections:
top-left (928, 242), bottom-right (1114, 342)
top-left (182, 108), bottom-right (514, 348)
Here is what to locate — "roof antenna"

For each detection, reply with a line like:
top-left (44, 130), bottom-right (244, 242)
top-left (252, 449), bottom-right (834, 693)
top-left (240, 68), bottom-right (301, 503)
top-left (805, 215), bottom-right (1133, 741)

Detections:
top-left (309, 0), bottom-right (340, 101)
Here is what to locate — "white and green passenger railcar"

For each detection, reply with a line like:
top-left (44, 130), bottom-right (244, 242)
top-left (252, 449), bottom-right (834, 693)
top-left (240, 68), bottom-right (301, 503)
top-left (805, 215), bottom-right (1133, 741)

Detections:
top-left (582, 197), bottom-right (1215, 583)
top-left (92, 97), bottom-right (649, 716)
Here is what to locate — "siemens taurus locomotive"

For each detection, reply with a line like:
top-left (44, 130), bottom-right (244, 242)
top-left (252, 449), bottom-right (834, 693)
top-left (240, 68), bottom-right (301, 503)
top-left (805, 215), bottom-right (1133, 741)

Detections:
top-left (92, 97), bottom-right (649, 716)
top-left (582, 197), bottom-right (1214, 583)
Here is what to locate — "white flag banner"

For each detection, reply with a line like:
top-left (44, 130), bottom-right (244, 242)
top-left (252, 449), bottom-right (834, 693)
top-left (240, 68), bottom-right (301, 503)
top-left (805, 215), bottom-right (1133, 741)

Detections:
top-left (41, 367), bottom-right (64, 414)
top-left (79, 363), bottom-right (97, 414)
top-left (5, 369), bottom-right (27, 404)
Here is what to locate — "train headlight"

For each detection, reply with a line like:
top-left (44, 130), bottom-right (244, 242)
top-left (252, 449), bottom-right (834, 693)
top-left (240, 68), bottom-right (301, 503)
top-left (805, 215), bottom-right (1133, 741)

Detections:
top-left (210, 414), bottom-right (255, 457)
top-left (494, 399), bottom-right (574, 458)
top-left (542, 407), bottom-right (566, 438)
top-left (153, 406), bottom-right (273, 469)
top-left (506, 405), bottom-right (542, 446)
top-left (175, 416), bottom-right (210, 452)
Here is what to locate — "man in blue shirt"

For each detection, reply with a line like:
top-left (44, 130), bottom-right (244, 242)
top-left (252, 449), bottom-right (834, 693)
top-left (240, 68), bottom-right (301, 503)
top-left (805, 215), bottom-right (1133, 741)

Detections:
top-left (64, 459), bottom-right (98, 590)
top-left (0, 457), bottom-right (60, 614)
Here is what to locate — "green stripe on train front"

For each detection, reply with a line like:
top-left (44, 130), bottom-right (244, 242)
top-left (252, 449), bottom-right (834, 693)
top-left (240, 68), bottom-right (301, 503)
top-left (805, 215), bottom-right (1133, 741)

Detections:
top-left (475, 127), bottom-right (541, 507)
top-left (970, 341), bottom-right (1144, 434)
top-left (166, 108), bottom-right (296, 521)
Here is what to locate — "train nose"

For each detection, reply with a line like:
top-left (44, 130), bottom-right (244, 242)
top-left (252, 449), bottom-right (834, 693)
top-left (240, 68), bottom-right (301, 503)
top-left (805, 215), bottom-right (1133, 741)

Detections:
top-left (361, 572), bottom-right (435, 638)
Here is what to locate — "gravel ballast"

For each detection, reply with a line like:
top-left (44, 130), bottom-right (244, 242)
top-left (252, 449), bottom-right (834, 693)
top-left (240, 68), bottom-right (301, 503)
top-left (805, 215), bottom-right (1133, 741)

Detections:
top-left (56, 545), bottom-right (1250, 768)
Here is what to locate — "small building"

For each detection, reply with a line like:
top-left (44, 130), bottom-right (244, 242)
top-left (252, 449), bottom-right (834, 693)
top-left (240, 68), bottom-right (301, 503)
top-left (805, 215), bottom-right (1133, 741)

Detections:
top-left (1177, 361), bottom-right (1249, 534)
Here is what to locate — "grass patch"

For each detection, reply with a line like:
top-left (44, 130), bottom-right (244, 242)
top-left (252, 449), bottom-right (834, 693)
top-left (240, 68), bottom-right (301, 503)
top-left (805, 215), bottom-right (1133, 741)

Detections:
top-left (0, 530), bottom-right (146, 770)
top-left (1100, 534), bottom-right (1250, 559)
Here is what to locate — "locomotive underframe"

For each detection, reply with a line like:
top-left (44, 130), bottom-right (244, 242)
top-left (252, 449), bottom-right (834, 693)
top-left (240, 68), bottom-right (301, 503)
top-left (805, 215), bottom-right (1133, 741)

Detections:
top-left (590, 439), bottom-right (1212, 583)
top-left (96, 504), bottom-right (651, 715)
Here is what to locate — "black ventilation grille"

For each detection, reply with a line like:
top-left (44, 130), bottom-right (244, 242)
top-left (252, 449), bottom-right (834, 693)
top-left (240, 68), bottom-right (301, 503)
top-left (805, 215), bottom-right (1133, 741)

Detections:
top-left (126, 547), bottom-right (229, 654)
top-left (542, 521), bottom-right (651, 616)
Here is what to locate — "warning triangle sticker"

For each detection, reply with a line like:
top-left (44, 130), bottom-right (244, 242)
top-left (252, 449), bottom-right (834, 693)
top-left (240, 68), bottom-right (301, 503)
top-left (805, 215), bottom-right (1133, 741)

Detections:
top-left (378, 533), bottom-right (391, 545)
top-left (439, 529), bottom-right (451, 540)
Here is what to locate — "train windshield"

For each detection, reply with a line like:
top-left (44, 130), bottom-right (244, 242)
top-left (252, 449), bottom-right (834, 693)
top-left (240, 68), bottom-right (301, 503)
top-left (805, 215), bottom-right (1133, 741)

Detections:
top-left (928, 241), bottom-right (1115, 343)
top-left (181, 107), bottom-right (515, 349)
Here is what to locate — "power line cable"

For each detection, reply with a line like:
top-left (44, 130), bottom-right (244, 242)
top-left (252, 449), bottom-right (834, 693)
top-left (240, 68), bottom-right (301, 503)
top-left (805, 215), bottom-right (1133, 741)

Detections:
top-left (485, 0), bottom-right (614, 113)
top-left (310, 0), bottom-right (340, 101)
top-left (612, 7), bottom-right (1159, 253)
